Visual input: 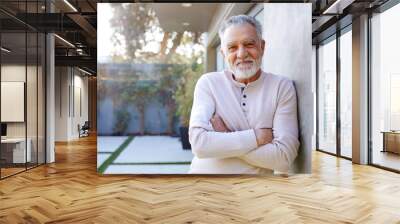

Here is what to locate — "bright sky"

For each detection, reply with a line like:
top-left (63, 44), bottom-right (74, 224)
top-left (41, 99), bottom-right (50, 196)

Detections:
top-left (97, 3), bottom-right (116, 63)
top-left (97, 3), bottom-right (206, 63)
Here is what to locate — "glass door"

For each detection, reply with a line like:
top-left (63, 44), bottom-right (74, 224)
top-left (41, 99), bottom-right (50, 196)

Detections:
top-left (1, 30), bottom-right (28, 178)
top-left (370, 2), bottom-right (400, 171)
top-left (317, 35), bottom-right (337, 155)
top-left (0, 0), bottom-right (47, 179)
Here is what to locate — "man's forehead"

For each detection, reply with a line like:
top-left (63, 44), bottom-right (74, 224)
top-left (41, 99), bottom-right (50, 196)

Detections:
top-left (222, 24), bottom-right (260, 44)
top-left (223, 35), bottom-right (260, 47)
top-left (225, 37), bottom-right (258, 45)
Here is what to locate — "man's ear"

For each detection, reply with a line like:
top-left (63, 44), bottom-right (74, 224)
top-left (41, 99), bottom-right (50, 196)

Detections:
top-left (220, 46), bottom-right (225, 58)
top-left (261, 39), bottom-right (266, 53)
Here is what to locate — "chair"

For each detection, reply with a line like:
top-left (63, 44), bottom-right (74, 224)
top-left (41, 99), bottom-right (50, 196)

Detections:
top-left (78, 121), bottom-right (90, 138)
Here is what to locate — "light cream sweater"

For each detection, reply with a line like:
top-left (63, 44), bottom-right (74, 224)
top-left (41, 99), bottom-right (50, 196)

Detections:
top-left (188, 70), bottom-right (299, 174)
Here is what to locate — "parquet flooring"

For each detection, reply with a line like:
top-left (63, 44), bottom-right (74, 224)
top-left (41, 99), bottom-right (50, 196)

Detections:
top-left (1, 167), bottom-right (26, 177)
top-left (1, 134), bottom-right (400, 223)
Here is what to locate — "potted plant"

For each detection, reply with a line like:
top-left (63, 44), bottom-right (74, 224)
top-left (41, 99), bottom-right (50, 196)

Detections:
top-left (174, 63), bottom-right (203, 150)
top-left (113, 108), bottom-right (131, 135)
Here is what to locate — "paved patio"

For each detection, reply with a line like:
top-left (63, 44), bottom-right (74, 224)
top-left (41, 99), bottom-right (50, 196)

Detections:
top-left (97, 136), bottom-right (194, 174)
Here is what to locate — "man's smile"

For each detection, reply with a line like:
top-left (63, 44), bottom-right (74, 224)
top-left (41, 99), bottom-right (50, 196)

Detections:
top-left (236, 60), bottom-right (254, 67)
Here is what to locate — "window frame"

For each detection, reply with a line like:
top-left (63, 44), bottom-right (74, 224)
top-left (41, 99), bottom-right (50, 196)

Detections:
top-left (315, 24), bottom-right (353, 161)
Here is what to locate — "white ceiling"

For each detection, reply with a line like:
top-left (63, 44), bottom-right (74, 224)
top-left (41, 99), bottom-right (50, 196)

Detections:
top-left (151, 3), bottom-right (220, 33)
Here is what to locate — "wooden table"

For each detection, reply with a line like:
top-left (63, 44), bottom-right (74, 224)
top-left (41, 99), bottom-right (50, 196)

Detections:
top-left (1, 138), bottom-right (31, 164)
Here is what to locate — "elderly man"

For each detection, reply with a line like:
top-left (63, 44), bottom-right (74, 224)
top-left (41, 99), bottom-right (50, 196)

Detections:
top-left (188, 15), bottom-right (299, 174)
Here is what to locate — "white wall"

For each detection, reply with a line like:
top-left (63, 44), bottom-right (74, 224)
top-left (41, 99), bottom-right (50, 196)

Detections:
top-left (262, 3), bottom-right (312, 173)
top-left (55, 67), bottom-right (89, 141)
top-left (1, 82), bottom-right (24, 122)
top-left (72, 73), bottom-right (89, 138)
top-left (1, 65), bottom-right (26, 81)
top-left (1, 66), bottom-right (26, 129)
top-left (55, 66), bottom-right (68, 141)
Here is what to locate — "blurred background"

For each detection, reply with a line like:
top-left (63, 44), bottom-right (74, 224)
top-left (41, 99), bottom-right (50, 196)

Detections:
top-left (97, 3), bottom-right (212, 174)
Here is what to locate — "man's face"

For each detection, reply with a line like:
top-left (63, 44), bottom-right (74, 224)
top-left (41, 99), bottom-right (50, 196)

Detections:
top-left (220, 23), bottom-right (265, 79)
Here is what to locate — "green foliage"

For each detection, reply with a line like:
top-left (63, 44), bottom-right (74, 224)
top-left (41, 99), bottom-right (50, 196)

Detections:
top-left (106, 3), bottom-right (206, 132)
top-left (110, 4), bottom-right (157, 63)
top-left (121, 79), bottom-right (157, 108)
top-left (157, 65), bottom-right (182, 105)
top-left (113, 108), bottom-right (131, 135)
top-left (110, 4), bottom-right (205, 64)
top-left (174, 60), bottom-right (204, 127)
top-left (120, 78), bottom-right (158, 135)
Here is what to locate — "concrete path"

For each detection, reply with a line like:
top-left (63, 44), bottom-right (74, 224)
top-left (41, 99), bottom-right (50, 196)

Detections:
top-left (114, 136), bottom-right (193, 163)
top-left (97, 136), bottom-right (128, 167)
top-left (97, 136), bottom-right (193, 174)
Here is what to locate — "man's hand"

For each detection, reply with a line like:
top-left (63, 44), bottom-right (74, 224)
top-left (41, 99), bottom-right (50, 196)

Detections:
top-left (210, 114), bottom-right (273, 146)
top-left (210, 114), bottom-right (231, 132)
top-left (254, 128), bottom-right (273, 146)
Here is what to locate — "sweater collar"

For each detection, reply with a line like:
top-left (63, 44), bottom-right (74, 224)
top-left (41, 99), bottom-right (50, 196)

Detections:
top-left (224, 69), bottom-right (266, 88)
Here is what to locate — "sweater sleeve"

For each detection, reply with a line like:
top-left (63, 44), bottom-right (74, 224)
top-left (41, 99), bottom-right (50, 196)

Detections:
top-left (240, 80), bottom-right (300, 172)
top-left (188, 75), bottom-right (258, 159)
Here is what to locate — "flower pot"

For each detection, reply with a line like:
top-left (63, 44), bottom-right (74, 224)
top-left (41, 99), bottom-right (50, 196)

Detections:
top-left (179, 126), bottom-right (191, 150)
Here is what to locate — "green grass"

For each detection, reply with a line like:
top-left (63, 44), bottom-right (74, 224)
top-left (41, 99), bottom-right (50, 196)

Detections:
top-left (97, 136), bottom-right (134, 174)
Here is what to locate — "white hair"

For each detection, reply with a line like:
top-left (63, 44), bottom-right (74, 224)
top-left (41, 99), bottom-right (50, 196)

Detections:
top-left (218, 15), bottom-right (263, 42)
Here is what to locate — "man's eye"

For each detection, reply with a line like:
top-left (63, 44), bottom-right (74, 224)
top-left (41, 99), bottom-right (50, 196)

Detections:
top-left (228, 46), bottom-right (236, 51)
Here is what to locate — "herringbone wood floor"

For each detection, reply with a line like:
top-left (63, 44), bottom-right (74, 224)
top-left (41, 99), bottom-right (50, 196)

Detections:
top-left (1, 134), bottom-right (400, 224)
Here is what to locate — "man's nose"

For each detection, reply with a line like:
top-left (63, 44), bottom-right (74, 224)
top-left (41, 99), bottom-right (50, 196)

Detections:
top-left (237, 45), bottom-right (248, 59)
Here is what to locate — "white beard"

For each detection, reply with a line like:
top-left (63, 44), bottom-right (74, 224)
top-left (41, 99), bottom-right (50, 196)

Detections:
top-left (227, 57), bottom-right (262, 80)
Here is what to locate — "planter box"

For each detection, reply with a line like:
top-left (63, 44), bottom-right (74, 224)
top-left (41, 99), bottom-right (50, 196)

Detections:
top-left (179, 126), bottom-right (191, 150)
